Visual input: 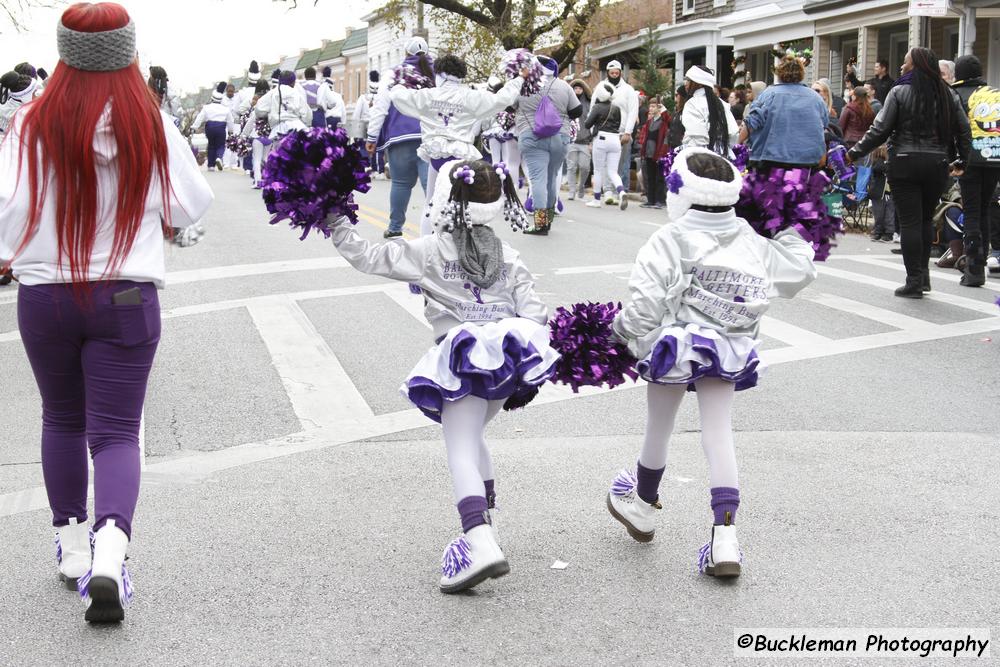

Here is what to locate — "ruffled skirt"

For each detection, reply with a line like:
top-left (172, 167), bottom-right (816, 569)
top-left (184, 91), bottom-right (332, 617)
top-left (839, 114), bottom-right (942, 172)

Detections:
top-left (636, 323), bottom-right (760, 391)
top-left (402, 318), bottom-right (560, 422)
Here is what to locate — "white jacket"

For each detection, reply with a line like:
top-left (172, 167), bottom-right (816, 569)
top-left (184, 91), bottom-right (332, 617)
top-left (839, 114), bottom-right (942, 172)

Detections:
top-left (0, 108), bottom-right (214, 287)
top-left (193, 102), bottom-right (236, 134)
top-left (681, 88), bottom-right (740, 156)
top-left (255, 84), bottom-right (310, 136)
top-left (318, 80), bottom-right (346, 120)
top-left (390, 77), bottom-right (523, 161)
top-left (234, 86), bottom-right (258, 117)
top-left (610, 78), bottom-right (639, 134)
top-left (330, 220), bottom-right (547, 340)
top-left (614, 208), bottom-right (816, 360)
top-left (159, 85), bottom-right (183, 123)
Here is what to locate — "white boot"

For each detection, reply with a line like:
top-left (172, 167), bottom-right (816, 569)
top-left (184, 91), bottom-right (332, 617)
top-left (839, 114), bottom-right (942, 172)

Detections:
top-left (697, 524), bottom-right (742, 578)
top-left (55, 518), bottom-right (93, 590)
top-left (606, 469), bottom-right (661, 542)
top-left (80, 519), bottom-right (132, 623)
top-left (439, 523), bottom-right (509, 594)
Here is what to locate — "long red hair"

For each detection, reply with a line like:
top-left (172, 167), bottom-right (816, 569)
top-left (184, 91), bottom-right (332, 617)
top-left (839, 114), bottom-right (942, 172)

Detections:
top-left (16, 2), bottom-right (171, 286)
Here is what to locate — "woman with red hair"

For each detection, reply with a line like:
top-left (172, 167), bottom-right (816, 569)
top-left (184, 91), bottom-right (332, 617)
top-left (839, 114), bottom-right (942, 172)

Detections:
top-left (0, 2), bottom-right (213, 623)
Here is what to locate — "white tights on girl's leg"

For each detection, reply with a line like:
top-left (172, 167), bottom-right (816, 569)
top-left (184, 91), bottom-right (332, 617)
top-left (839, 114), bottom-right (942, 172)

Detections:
top-left (441, 396), bottom-right (504, 503)
top-left (637, 378), bottom-right (739, 504)
top-left (420, 164), bottom-right (440, 237)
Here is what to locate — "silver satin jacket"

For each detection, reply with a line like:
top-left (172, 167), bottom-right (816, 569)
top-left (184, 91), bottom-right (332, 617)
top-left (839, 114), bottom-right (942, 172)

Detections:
top-left (614, 209), bottom-right (817, 360)
top-left (330, 221), bottom-right (548, 340)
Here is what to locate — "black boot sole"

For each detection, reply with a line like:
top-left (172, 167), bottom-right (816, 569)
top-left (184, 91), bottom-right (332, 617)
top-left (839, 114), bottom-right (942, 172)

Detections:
top-left (84, 576), bottom-right (124, 623)
top-left (705, 561), bottom-right (741, 578)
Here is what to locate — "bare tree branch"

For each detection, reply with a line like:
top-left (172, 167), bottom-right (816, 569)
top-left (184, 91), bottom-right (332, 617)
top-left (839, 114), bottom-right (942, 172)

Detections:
top-left (416, 0), bottom-right (493, 27)
top-left (527, 0), bottom-right (575, 43)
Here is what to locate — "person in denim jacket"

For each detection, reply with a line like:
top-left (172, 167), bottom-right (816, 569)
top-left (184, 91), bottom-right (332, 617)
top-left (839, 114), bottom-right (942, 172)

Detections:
top-left (738, 56), bottom-right (828, 167)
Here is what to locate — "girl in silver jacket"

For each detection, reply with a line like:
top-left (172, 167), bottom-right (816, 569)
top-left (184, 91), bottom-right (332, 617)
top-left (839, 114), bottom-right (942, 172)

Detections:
top-left (390, 54), bottom-right (527, 236)
top-left (605, 149), bottom-right (817, 579)
top-left (328, 159), bottom-right (558, 595)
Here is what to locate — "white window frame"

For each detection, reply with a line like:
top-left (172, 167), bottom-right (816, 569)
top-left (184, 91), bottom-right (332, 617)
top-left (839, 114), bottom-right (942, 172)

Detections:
top-left (684, 0), bottom-right (696, 16)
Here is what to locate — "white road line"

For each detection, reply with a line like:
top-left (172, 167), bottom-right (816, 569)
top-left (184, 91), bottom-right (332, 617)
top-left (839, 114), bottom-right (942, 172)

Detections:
top-left (804, 293), bottom-right (937, 331)
top-left (847, 256), bottom-right (1000, 294)
top-left (816, 265), bottom-right (1000, 315)
top-left (759, 318), bottom-right (833, 346)
top-left (382, 283), bottom-right (432, 329)
top-left (167, 256), bottom-right (350, 284)
top-left (246, 296), bottom-right (374, 429)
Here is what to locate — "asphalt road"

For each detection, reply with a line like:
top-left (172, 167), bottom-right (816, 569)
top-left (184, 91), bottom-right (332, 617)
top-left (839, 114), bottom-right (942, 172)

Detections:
top-left (1, 169), bottom-right (998, 666)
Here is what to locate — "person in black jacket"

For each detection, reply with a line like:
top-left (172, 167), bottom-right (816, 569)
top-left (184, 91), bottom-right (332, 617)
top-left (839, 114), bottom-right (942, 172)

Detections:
top-left (848, 47), bottom-right (972, 298)
top-left (667, 85), bottom-right (688, 149)
top-left (584, 81), bottom-right (628, 210)
top-left (952, 55), bottom-right (998, 286)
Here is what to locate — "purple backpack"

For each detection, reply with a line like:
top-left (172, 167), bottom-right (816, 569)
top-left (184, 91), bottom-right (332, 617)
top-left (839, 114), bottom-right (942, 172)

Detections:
top-left (532, 80), bottom-right (562, 138)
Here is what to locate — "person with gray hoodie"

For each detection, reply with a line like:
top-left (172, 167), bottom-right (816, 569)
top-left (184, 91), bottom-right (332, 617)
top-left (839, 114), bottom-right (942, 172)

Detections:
top-left (566, 78), bottom-right (593, 200)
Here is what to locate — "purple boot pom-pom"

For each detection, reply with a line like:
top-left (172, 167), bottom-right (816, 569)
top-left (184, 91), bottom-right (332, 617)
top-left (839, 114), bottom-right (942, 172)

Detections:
top-left (524, 195), bottom-right (533, 213)
top-left (260, 127), bottom-right (372, 240)
top-left (441, 536), bottom-right (473, 578)
top-left (548, 302), bottom-right (638, 392)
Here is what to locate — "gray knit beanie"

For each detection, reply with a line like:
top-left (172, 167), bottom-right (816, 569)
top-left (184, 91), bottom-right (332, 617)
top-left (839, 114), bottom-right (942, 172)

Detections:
top-left (57, 18), bottom-right (136, 72)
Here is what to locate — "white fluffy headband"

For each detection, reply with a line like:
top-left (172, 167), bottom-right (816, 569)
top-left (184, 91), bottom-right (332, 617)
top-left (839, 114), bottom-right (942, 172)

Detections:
top-left (665, 147), bottom-right (743, 219)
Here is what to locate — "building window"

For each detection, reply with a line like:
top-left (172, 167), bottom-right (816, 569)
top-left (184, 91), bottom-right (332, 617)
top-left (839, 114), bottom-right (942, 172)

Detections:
top-left (683, 0), bottom-right (696, 15)
top-left (713, 0), bottom-right (726, 7)
top-left (942, 25), bottom-right (959, 61)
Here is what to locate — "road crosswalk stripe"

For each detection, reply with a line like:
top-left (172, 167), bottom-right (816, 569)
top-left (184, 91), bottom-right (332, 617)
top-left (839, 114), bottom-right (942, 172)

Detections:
top-left (804, 293), bottom-right (938, 331)
top-left (246, 296), bottom-right (374, 428)
top-left (816, 265), bottom-right (999, 315)
top-left (845, 256), bottom-right (1000, 294)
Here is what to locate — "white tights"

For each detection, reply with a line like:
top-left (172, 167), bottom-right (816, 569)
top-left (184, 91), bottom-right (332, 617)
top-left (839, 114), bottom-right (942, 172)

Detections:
top-left (441, 396), bottom-right (505, 502)
top-left (638, 378), bottom-right (738, 489)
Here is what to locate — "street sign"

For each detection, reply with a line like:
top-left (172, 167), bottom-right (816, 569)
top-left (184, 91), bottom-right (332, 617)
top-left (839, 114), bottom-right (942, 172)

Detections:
top-left (908, 0), bottom-right (951, 16)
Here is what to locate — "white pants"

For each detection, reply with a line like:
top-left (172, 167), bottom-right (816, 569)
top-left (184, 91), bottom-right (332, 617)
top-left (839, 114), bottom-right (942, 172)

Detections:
top-left (223, 147), bottom-right (239, 169)
top-left (252, 139), bottom-right (267, 184)
top-left (591, 131), bottom-right (624, 197)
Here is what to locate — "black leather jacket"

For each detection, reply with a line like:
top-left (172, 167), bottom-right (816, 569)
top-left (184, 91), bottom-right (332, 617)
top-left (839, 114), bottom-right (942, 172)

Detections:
top-left (849, 83), bottom-right (971, 164)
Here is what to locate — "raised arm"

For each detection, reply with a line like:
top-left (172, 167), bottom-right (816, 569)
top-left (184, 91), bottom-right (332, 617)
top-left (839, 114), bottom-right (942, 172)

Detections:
top-left (763, 228), bottom-right (818, 298)
top-left (330, 218), bottom-right (428, 282)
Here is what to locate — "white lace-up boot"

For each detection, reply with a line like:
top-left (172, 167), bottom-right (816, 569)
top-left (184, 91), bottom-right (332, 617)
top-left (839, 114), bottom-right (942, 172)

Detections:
top-left (439, 523), bottom-right (509, 594)
top-left (606, 469), bottom-right (661, 542)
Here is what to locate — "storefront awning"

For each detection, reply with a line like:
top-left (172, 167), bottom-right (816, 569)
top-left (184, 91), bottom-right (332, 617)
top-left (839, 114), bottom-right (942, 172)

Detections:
top-left (721, 1), bottom-right (814, 51)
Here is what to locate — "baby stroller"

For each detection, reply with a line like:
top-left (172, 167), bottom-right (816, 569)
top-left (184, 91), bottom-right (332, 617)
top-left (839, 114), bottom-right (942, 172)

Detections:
top-left (933, 179), bottom-right (964, 269)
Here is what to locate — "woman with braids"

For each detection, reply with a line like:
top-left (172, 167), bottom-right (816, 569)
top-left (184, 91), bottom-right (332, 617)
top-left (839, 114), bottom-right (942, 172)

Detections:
top-left (680, 65), bottom-right (738, 158)
top-left (147, 65), bottom-right (182, 127)
top-left (848, 47), bottom-right (971, 298)
top-left (326, 159), bottom-right (557, 594)
top-left (0, 2), bottom-right (212, 622)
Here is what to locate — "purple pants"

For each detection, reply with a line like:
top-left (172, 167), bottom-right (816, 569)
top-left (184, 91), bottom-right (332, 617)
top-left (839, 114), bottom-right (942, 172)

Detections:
top-left (18, 281), bottom-right (161, 539)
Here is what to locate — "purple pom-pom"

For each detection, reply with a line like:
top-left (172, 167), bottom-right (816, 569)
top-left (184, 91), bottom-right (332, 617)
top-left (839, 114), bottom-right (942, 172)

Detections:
top-left (260, 127), bottom-right (372, 240)
top-left (659, 147), bottom-right (681, 180)
top-left (226, 134), bottom-right (251, 158)
top-left (732, 144), bottom-right (750, 172)
top-left (441, 536), bottom-right (472, 578)
top-left (995, 295), bottom-right (1000, 309)
top-left (392, 63), bottom-right (433, 90)
top-left (547, 301), bottom-right (638, 392)
top-left (502, 49), bottom-right (544, 96)
top-left (735, 167), bottom-right (843, 261)
top-left (666, 171), bottom-right (684, 194)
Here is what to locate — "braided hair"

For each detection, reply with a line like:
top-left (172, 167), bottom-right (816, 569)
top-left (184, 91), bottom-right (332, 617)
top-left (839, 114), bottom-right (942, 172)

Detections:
top-left (441, 159), bottom-right (529, 233)
top-left (688, 65), bottom-right (730, 155)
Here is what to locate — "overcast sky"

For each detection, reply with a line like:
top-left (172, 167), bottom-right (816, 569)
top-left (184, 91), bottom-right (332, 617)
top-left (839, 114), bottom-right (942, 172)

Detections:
top-left (0, 0), bottom-right (375, 94)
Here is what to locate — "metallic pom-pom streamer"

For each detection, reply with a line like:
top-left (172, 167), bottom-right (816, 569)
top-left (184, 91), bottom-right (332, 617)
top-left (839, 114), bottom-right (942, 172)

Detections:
top-left (502, 49), bottom-right (544, 96)
top-left (547, 301), bottom-right (639, 392)
top-left (441, 536), bottom-right (473, 578)
top-left (610, 469), bottom-right (638, 498)
top-left (260, 127), bottom-right (372, 240)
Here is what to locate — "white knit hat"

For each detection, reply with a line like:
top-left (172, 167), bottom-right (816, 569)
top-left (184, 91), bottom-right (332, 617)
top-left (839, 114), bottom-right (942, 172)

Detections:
top-left (665, 148), bottom-right (743, 219)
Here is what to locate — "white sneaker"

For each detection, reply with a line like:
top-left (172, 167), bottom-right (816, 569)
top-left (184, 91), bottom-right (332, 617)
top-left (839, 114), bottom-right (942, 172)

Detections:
top-left (697, 524), bottom-right (742, 578)
top-left (585, 199), bottom-right (602, 208)
top-left (439, 524), bottom-right (509, 594)
top-left (80, 520), bottom-right (132, 623)
top-left (55, 518), bottom-right (93, 590)
top-left (987, 252), bottom-right (1000, 274)
top-left (567, 192), bottom-right (576, 201)
top-left (892, 233), bottom-right (901, 243)
top-left (606, 469), bottom-right (661, 542)
top-left (618, 194), bottom-right (628, 211)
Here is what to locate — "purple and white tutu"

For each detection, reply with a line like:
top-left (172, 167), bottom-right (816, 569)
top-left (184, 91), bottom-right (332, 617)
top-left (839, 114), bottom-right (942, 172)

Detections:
top-left (636, 323), bottom-right (760, 391)
top-left (403, 318), bottom-right (560, 422)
